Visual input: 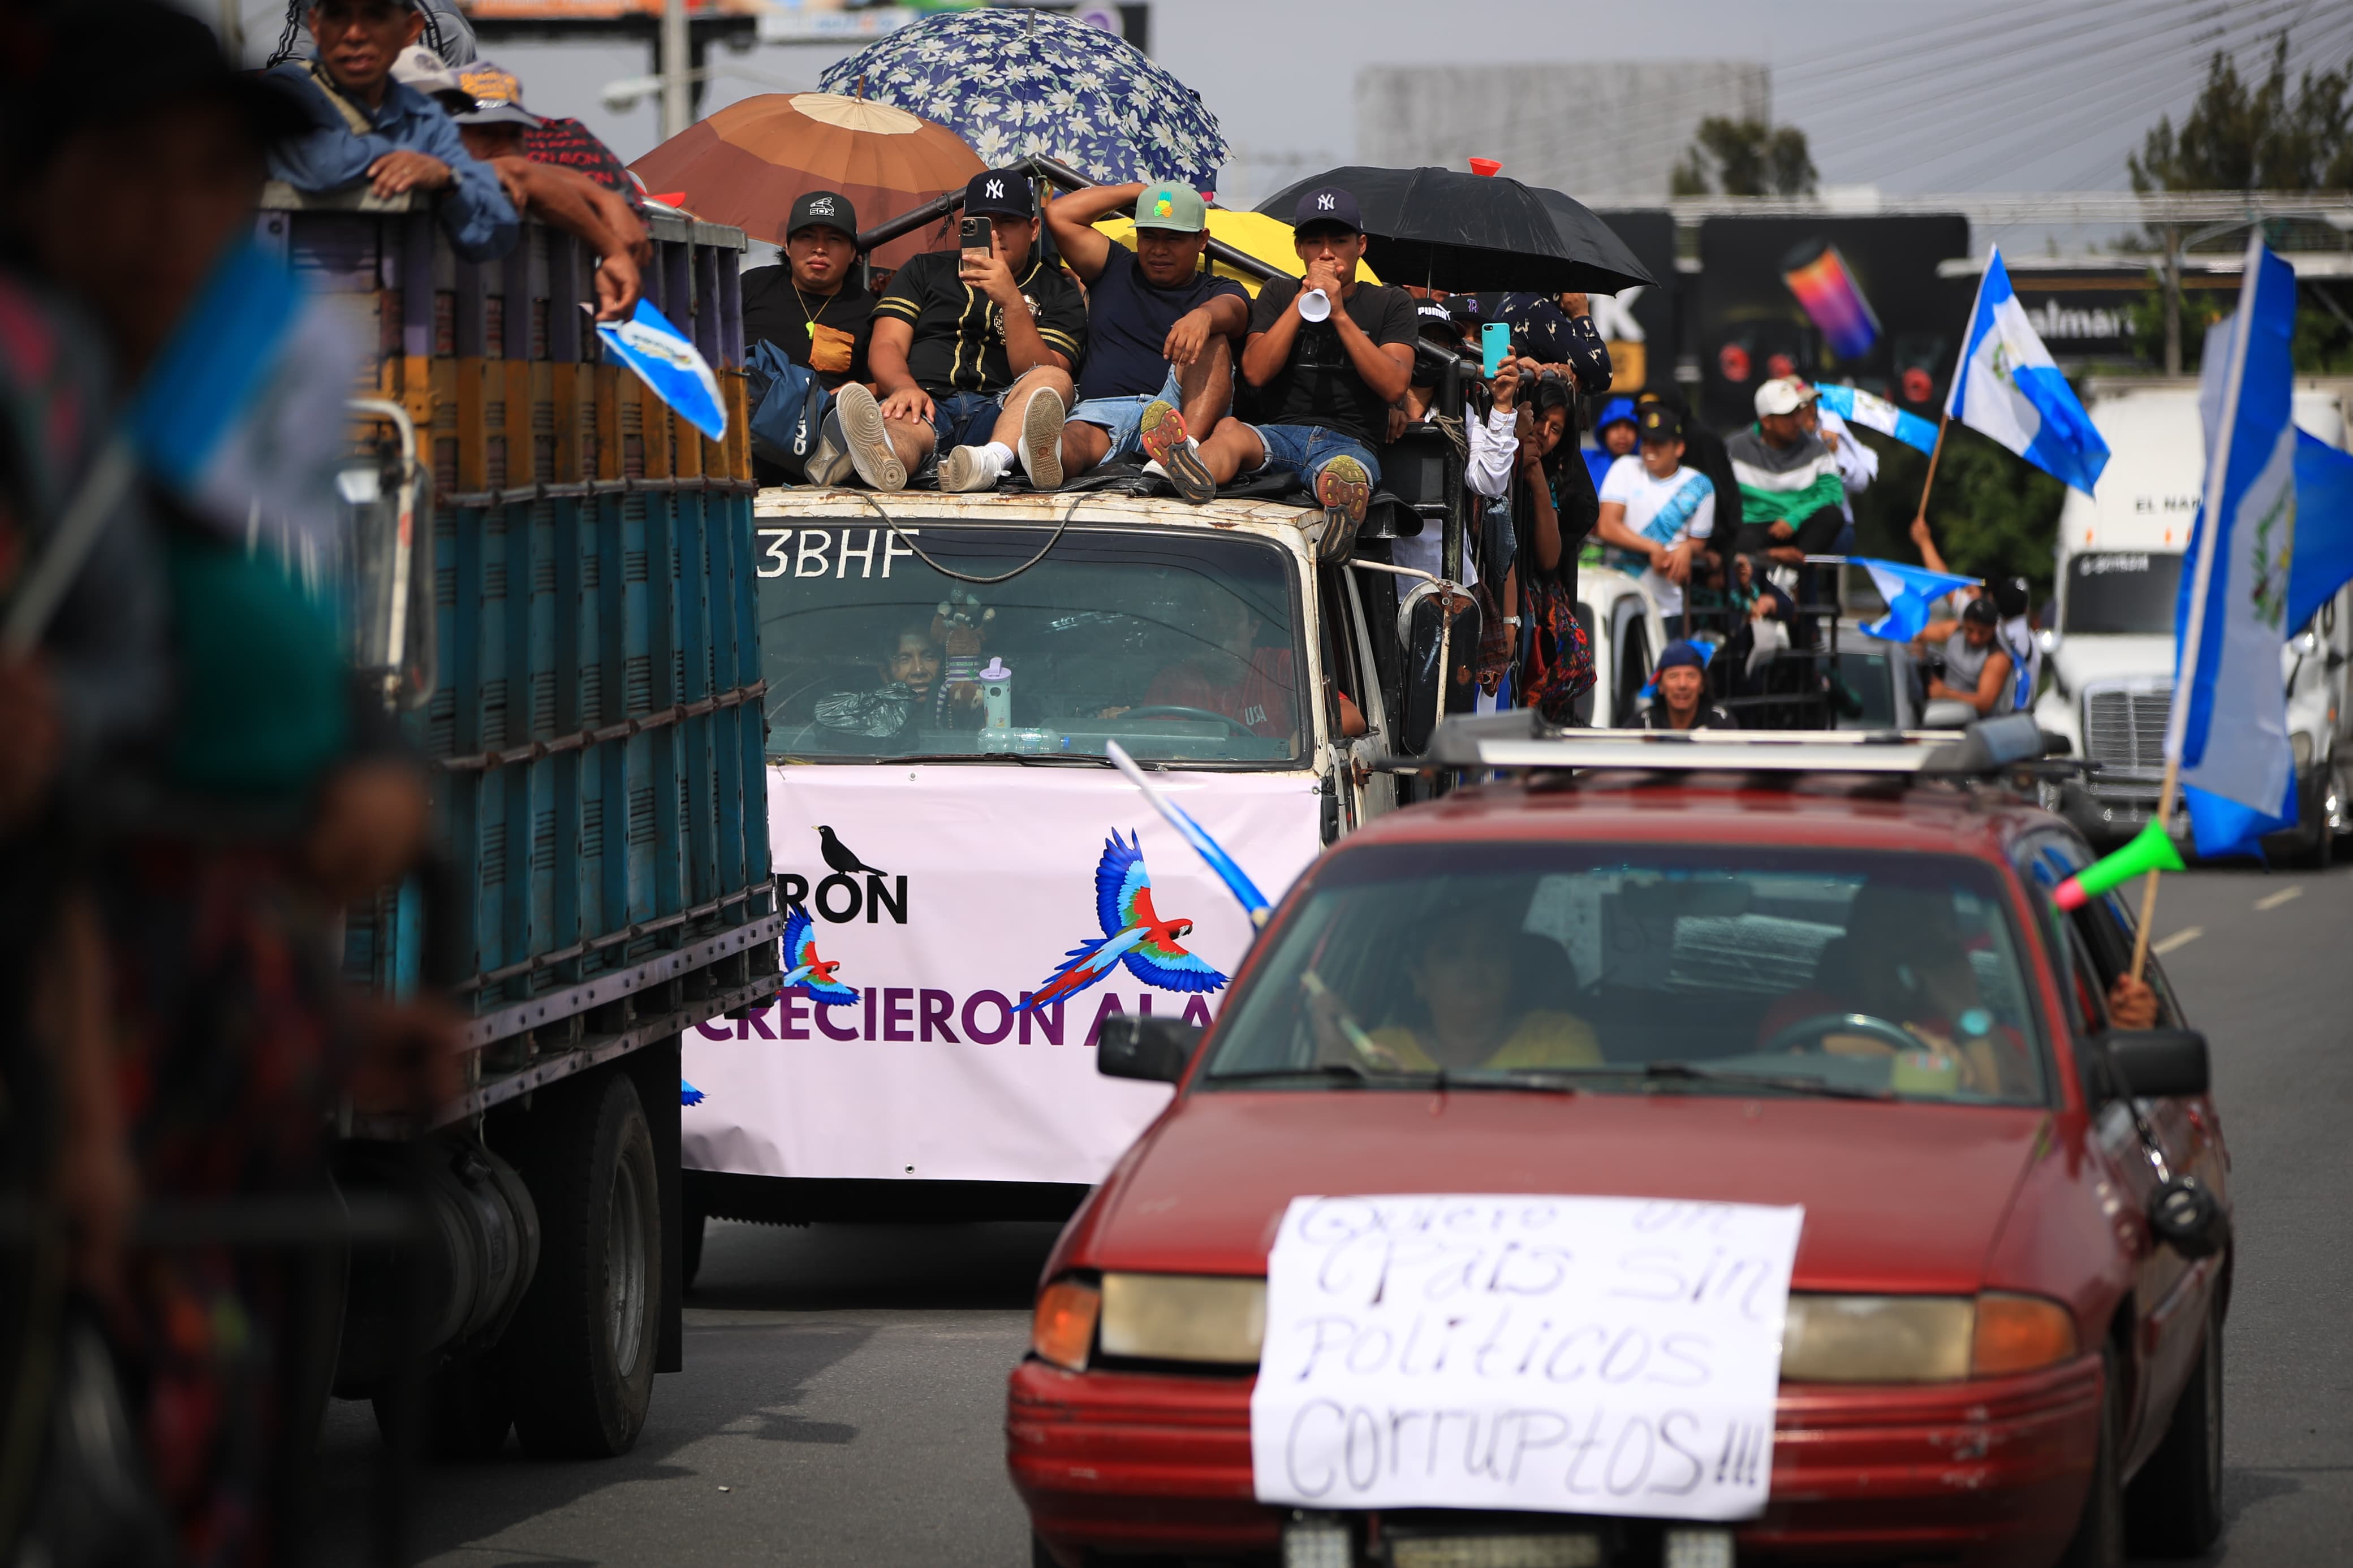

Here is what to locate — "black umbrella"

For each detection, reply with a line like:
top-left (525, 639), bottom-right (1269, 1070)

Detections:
top-left (1256, 165), bottom-right (1654, 296)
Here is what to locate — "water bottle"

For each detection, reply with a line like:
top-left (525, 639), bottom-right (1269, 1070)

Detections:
top-left (979, 656), bottom-right (1012, 729)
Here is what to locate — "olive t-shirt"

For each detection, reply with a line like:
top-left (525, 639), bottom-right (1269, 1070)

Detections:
top-left (1246, 276), bottom-right (1419, 446)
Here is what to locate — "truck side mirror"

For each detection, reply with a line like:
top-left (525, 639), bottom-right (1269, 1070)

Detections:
top-left (1097, 1015), bottom-right (1203, 1084)
top-left (1396, 580), bottom-right (1482, 755)
top-left (2101, 1027), bottom-right (2209, 1099)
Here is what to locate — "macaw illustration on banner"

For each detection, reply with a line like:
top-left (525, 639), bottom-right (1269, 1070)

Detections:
top-left (1021, 829), bottom-right (1230, 1012)
top-left (1251, 1195), bottom-right (1805, 1523)
top-left (682, 766), bottom-right (1322, 1185)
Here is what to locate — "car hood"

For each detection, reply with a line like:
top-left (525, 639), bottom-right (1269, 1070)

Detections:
top-left (2050, 635), bottom-right (2174, 692)
top-left (1084, 1090), bottom-right (2052, 1294)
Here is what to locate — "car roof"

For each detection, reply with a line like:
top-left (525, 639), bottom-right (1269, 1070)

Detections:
top-left (1335, 773), bottom-right (2057, 862)
top-left (752, 485), bottom-right (1320, 546)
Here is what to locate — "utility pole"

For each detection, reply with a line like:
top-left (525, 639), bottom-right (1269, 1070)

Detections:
top-left (2162, 223), bottom-right (2183, 378)
top-left (660, 0), bottom-right (691, 141)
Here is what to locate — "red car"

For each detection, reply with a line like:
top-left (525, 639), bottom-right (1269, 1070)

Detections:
top-left (1008, 722), bottom-right (2231, 1568)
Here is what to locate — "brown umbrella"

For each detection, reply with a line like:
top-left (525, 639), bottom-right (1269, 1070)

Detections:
top-left (631, 92), bottom-right (984, 271)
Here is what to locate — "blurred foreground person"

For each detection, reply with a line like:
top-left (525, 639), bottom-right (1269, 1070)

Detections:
top-left (7, 6), bottom-right (445, 1563)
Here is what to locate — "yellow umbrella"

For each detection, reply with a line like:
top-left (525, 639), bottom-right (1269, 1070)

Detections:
top-left (1092, 208), bottom-right (1381, 296)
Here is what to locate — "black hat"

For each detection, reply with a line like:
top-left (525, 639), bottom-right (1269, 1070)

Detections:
top-left (1962, 594), bottom-right (2000, 627)
top-left (1637, 404), bottom-right (1683, 444)
top-left (964, 169), bottom-right (1035, 221)
top-left (5, 0), bottom-right (312, 172)
top-left (1992, 574), bottom-right (2031, 619)
top-left (788, 189), bottom-right (858, 241)
top-left (1292, 186), bottom-right (1364, 234)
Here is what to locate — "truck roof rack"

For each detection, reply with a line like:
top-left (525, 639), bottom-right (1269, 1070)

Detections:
top-left (1415, 711), bottom-right (2060, 777)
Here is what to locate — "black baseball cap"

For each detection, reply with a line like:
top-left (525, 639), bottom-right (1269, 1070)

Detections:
top-left (1962, 594), bottom-right (2000, 627)
top-left (1637, 404), bottom-right (1683, 444)
top-left (788, 190), bottom-right (858, 241)
top-left (1292, 186), bottom-right (1364, 235)
top-left (5, 0), bottom-right (313, 173)
top-left (964, 169), bottom-right (1035, 221)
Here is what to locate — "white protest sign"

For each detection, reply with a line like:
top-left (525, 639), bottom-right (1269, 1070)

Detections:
top-left (1251, 1195), bottom-right (1804, 1522)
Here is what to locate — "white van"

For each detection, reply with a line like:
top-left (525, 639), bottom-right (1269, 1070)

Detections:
top-left (2034, 378), bottom-right (2353, 861)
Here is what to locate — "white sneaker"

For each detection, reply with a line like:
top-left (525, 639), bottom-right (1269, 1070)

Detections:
top-left (1020, 386), bottom-right (1066, 491)
top-left (940, 444), bottom-right (1002, 493)
top-left (833, 382), bottom-right (906, 493)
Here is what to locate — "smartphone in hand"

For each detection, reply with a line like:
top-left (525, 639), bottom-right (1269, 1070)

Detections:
top-left (1480, 322), bottom-right (1511, 379)
top-left (959, 214), bottom-right (993, 268)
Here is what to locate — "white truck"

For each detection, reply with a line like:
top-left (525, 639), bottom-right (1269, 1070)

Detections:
top-left (2033, 378), bottom-right (2353, 863)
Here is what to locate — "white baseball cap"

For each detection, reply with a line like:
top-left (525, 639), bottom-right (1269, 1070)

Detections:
top-left (1753, 376), bottom-right (1817, 418)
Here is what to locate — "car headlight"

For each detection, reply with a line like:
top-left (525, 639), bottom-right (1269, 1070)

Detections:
top-left (1781, 1292), bottom-right (2077, 1382)
top-left (1031, 1277), bottom-right (1101, 1371)
top-left (1100, 1272), bottom-right (1266, 1364)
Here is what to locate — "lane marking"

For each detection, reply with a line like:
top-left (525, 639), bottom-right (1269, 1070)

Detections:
top-left (2255, 886), bottom-right (2304, 911)
top-left (2152, 927), bottom-right (2203, 956)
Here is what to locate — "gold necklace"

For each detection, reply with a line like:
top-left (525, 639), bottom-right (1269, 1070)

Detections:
top-left (791, 279), bottom-right (836, 341)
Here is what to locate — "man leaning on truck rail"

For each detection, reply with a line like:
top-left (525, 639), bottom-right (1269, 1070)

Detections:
top-left (265, 0), bottom-right (518, 262)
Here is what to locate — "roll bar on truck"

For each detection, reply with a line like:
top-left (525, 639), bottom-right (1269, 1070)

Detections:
top-left (263, 182), bottom-right (781, 1463)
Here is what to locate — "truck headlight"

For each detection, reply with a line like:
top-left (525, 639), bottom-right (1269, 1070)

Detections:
top-left (1100, 1273), bottom-right (1265, 1364)
top-left (1780, 1292), bottom-right (2076, 1381)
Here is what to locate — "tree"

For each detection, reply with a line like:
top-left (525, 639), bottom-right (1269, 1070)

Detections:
top-left (1670, 118), bottom-right (1818, 197)
top-left (2128, 35), bottom-right (2352, 193)
top-left (1854, 425), bottom-right (2068, 601)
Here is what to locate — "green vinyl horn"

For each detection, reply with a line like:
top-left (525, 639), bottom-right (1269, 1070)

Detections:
top-left (2053, 821), bottom-right (2186, 911)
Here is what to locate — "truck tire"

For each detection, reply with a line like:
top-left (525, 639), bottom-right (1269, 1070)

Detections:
top-left (504, 1071), bottom-right (662, 1458)
top-left (373, 1355), bottom-right (514, 1461)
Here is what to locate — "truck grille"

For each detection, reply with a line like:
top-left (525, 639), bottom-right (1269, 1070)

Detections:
top-left (2084, 689), bottom-right (2170, 772)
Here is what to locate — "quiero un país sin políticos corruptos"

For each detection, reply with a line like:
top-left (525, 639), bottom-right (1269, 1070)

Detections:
top-left (1251, 1194), bottom-right (1804, 1522)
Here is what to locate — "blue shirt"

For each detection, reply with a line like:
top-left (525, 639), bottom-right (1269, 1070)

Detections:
top-left (1075, 243), bottom-right (1246, 404)
top-left (265, 63), bottom-right (517, 263)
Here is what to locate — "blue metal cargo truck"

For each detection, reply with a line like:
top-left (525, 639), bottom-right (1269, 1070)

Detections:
top-left (264, 184), bottom-right (780, 1458)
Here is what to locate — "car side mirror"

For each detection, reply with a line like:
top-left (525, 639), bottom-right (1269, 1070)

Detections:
top-left (2101, 1027), bottom-right (2209, 1099)
top-left (1097, 1015), bottom-right (1203, 1084)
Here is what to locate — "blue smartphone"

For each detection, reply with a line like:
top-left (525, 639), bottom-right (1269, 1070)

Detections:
top-left (1481, 322), bottom-right (1511, 379)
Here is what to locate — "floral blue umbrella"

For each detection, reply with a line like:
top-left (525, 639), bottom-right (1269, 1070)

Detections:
top-left (818, 9), bottom-right (1225, 189)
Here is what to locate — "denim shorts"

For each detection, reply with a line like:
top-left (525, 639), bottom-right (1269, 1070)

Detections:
top-left (925, 389), bottom-right (1010, 455)
top-left (1245, 422), bottom-right (1383, 490)
top-left (1066, 369), bottom-right (1185, 461)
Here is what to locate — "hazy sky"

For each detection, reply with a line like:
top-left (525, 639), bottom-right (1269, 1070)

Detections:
top-left (228, 0), bottom-right (2353, 210)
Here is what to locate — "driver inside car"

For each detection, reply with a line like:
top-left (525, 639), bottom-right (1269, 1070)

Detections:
top-left (1759, 879), bottom-right (2035, 1096)
top-left (1313, 896), bottom-right (1600, 1074)
top-left (1101, 590), bottom-right (1297, 737)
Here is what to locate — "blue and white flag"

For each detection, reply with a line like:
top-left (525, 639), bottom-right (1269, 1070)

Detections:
top-left (1854, 556), bottom-right (1979, 643)
top-left (2173, 239), bottom-right (2300, 858)
top-left (1946, 248), bottom-right (2110, 496)
top-left (131, 237), bottom-right (361, 543)
top-left (1814, 383), bottom-right (1940, 456)
top-left (598, 299), bottom-right (728, 443)
top-left (2287, 429), bottom-right (2353, 634)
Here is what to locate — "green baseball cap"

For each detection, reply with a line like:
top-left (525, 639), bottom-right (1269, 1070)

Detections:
top-left (1133, 182), bottom-right (1206, 234)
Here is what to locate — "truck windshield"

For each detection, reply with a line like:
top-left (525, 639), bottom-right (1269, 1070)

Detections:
top-left (1202, 842), bottom-right (2049, 1106)
top-left (757, 521), bottom-right (1305, 765)
top-left (2065, 551), bottom-right (2182, 635)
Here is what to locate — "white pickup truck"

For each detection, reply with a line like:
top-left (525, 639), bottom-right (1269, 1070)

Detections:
top-left (2033, 378), bottom-right (2353, 863)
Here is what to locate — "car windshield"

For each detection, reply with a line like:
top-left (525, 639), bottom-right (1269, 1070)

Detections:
top-left (757, 522), bottom-right (1304, 766)
top-left (1835, 646), bottom-right (1899, 728)
top-left (1203, 843), bottom-right (2049, 1105)
top-left (2064, 551), bottom-right (2182, 635)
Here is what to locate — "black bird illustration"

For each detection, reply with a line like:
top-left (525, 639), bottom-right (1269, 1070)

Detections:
top-left (817, 825), bottom-right (887, 878)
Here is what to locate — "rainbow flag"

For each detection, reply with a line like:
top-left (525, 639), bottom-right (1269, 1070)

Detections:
top-left (1782, 240), bottom-right (1880, 360)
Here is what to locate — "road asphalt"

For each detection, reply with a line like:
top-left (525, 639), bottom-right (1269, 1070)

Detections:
top-left (313, 861), bottom-right (2353, 1567)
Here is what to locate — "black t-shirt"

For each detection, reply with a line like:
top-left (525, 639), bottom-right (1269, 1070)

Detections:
top-left (740, 266), bottom-right (874, 390)
top-left (871, 250), bottom-right (1087, 398)
top-left (1247, 276), bottom-right (1418, 446)
top-left (1635, 700), bottom-right (1738, 730)
top-left (1076, 243), bottom-right (1248, 403)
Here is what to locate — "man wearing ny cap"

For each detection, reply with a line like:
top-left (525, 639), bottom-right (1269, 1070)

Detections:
top-left (740, 191), bottom-right (872, 485)
top-left (392, 50), bottom-right (645, 318)
top-left (835, 169), bottom-right (1088, 494)
top-left (1593, 403), bottom-right (1715, 638)
top-left (1189, 187), bottom-right (1417, 539)
top-left (1042, 180), bottom-right (1248, 498)
top-left (266, 0), bottom-right (516, 261)
top-left (1726, 375), bottom-right (1845, 566)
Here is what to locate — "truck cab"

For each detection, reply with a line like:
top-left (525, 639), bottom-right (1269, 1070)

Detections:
top-left (2034, 379), bottom-right (2353, 859)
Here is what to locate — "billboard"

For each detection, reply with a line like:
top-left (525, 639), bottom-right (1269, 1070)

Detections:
top-left (1693, 215), bottom-right (1971, 433)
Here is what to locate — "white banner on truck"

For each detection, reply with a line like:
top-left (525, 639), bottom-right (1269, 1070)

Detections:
top-left (1252, 1195), bottom-right (1804, 1522)
top-left (682, 764), bottom-right (1324, 1185)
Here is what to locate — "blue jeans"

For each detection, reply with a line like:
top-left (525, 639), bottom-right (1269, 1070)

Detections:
top-left (925, 390), bottom-right (1010, 454)
top-left (1066, 369), bottom-right (1185, 461)
top-left (1245, 422), bottom-right (1382, 490)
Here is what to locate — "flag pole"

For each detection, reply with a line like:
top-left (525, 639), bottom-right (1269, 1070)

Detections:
top-left (2132, 232), bottom-right (2265, 982)
top-left (1910, 411), bottom-right (1951, 537)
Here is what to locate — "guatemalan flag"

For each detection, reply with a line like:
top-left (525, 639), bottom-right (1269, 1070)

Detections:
top-left (1946, 248), bottom-right (2109, 495)
top-left (1814, 383), bottom-right (1940, 456)
top-left (1854, 557), bottom-right (1979, 643)
top-left (2172, 239), bottom-right (2300, 858)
